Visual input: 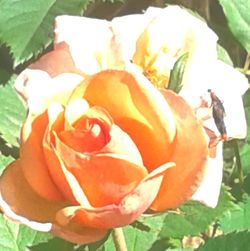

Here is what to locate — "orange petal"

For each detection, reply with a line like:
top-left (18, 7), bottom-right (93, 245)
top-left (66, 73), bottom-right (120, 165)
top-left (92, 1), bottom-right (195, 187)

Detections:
top-left (0, 160), bottom-right (68, 227)
top-left (20, 112), bottom-right (63, 201)
top-left (29, 49), bottom-right (78, 77)
top-left (43, 104), bottom-right (90, 205)
top-left (51, 222), bottom-right (108, 244)
top-left (61, 101), bottom-right (113, 152)
top-left (151, 90), bottom-right (208, 211)
top-left (55, 163), bottom-right (174, 229)
top-left (54, 133), bottom-right (148, 207)
top-left (69, 70), bottom-right (176, 171)
top-left (0, 160), bottom-right (108, 244)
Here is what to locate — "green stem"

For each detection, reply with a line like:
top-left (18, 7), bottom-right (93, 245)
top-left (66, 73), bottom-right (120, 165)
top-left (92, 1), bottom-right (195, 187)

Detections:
top-left (112, 228), bottom-right (128, 251)
top-left (233, 140), bottom-right (244, 185)
top-left (243, 53), bottom-right (250, 73)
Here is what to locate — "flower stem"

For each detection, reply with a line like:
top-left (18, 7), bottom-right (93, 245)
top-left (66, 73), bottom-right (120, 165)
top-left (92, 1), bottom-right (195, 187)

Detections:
top-left (112, 228), bottom-right (128, 251)
top-left (233, 139), bottom-right (244, 185)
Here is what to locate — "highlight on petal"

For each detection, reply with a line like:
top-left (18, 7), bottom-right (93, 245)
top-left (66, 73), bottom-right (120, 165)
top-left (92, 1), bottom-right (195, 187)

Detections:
top-left (55, 162), bottom-right (175, 229)
top-left (15, 69), bottom-right (51, 101)
top-left (15, 69), bottom-right (83, 114)
top-left (55, 15), bottom-right (113, 74)
top-left (69, 69), bottom-right (176, 171)
top-left (111, 9), bottom-right (159, 64)
top-left (192, 142), bottom-right (223, 208)
top-left (151, 90), bottom-right (208, 211)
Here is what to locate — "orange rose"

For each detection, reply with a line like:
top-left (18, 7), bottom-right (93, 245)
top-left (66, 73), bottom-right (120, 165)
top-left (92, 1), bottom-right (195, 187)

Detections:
top-left (0, 66), bottom-right (208, 243)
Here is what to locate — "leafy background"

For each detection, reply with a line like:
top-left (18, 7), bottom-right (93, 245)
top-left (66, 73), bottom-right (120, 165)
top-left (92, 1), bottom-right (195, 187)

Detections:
top-left (0, 0), bottom-right (250, 250)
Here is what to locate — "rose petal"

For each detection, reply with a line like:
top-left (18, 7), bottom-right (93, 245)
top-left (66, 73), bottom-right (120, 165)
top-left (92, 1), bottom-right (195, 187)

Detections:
top-left (0, 160), bottom-right (67, 227)
top-left (0, 160), bottom-right (108, 244)
top-left (100, 124), bottom-right (143, 165)
top-left (192, 142), bottom-right (223, 208)
top-left (15, 69), bottom-right (83, 114)
top-left (69, 69), bottom-right (176, 171)
top-left (64, 99), bottom-right (90, 128)
top-left (54, 134), bottom-right (148, 207)
top-left (43, 103), bottom-right (91, 205)
top-left (62, 101), bottom-right (112, 152)
top-left (55, 162), bottom-right (175, 229)
top-left (151, 90), bottom-right (208, 211)
top-left (133, 6), bottom-right (217, 89)
top-left (55, 15), bottom-right (113, 74)
top-left (51, 222), bottom-right (108, 244)
top-left (29, 49), bottom-right (78, 77)
top-left (20, 111), bottom-right (64, 201)
top-left (111, 10), bottom-right (159, 64)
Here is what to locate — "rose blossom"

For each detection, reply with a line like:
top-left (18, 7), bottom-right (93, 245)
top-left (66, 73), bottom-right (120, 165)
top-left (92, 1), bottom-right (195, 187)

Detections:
top-left (0, 5), bottom-right (248, 244)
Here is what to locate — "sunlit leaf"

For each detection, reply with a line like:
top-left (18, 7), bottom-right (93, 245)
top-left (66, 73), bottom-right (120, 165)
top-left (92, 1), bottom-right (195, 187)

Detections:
top-left (0, 0), bottom-right (92, 67)
top-left (158, 187), bottom-right (235, 238)
top-left (0, 77), bottom-right (26, 147)
top-left (219, 0), bottom-right (250, 52)
top-left (196, 231), bottom-right (250, 251)
top-left (219, 198), bottom-right (250, 233)
top-left (0, 214), bottom-right (53, 251)
top-left (97, 225), bottom-right (160, 251)
top-left (31, 237), bottom-right (76, 251)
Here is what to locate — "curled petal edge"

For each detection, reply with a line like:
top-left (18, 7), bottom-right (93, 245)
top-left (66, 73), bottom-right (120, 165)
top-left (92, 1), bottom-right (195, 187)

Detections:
top-left (55, 162), bottom-right (175, 229)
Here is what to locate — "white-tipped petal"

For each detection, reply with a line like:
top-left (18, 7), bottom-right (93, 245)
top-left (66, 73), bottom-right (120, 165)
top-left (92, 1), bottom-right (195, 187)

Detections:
top-left (15, 69), bottom-right (83, 114)
top-left (192, 142), bottom-right (223, 208)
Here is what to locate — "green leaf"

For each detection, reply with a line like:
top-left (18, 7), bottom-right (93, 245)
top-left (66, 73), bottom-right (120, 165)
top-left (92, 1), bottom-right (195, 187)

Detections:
top-left (0, 0), bottom-right (91, 67)
top-left (219, 198), bottom-right (250, 233)
top-left (0, 154), bottom-right (14, 175)
top-left (159, 187), bottom-right (235, 238)
top-left (167, 249), bottom-right (193, 251)
top-left (219, 0), bottom-right (250, 52)
top-left (0, 77), bottom-right (26, 147)
top-left (0, 214), bottom-right (53, 251)
top-left (196, 231), bottom-right (250, 251)
top-left (217, 44), bottom-right (233, 66)
top-left (0, 69), bottom-right (11, 85)
top-left (99, 225), bottom-right (161, 251)
top-left (168, 53), bottom-right (189, 93)
top-left (30, 237), bottom-right (76, 251)
top-left (237, 89), bottom-right (250, 174)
